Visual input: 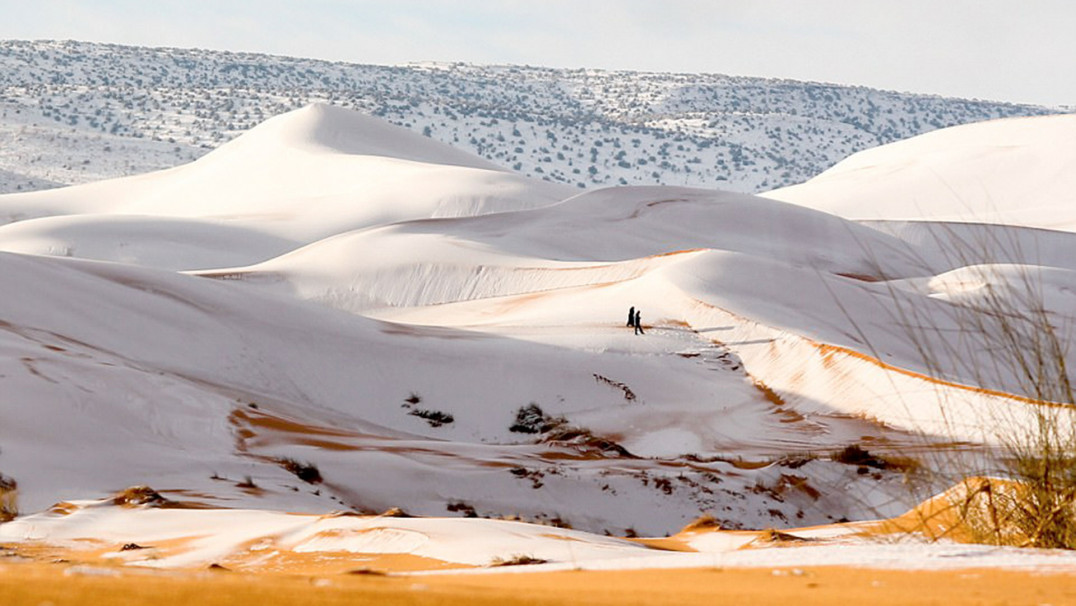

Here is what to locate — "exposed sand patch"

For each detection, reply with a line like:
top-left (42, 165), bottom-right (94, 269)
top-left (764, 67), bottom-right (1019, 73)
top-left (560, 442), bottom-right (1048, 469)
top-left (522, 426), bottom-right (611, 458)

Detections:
top-left (1, 560), bottom-right (1074, 606)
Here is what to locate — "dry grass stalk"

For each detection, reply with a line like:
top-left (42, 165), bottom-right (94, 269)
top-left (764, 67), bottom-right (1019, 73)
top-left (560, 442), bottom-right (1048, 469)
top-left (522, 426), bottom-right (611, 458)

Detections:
top-left (850, 222), bottom-right (1076, 548)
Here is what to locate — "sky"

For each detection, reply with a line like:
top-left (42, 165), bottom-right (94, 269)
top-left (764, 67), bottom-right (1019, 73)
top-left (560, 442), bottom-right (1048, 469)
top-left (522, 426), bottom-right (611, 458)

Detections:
top-left (0, 0), bottom-right (1073, 107)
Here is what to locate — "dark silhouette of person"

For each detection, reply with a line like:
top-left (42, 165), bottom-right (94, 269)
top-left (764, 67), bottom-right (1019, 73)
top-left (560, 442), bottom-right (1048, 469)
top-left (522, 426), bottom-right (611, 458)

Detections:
top-left (627, 306), bottom-right (635, 327)
top-left (634, 309), bottom-right (644, 335)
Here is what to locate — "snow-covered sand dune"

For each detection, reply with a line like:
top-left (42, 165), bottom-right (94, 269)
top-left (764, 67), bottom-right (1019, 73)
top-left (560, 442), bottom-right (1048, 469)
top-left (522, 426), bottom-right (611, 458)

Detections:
top-left (764, 113), bottom-right (1076, 229)
top-left (2, 104), bottom-right (1076, 570)
top-left (0, 104), bottom-right (571, 267)
top-left (6, 492), bottom-right (1076, 574)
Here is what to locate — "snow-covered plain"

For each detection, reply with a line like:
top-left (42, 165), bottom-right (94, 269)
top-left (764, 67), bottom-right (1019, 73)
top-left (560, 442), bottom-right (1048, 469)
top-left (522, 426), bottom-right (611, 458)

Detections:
top-left (2, 104), bottom-right (1076, 572)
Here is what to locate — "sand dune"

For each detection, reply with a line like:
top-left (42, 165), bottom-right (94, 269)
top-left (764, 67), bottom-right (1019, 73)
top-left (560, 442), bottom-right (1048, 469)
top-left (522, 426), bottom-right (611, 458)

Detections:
top-left (2, 104), bottom-right (1076, 580)
top-left (765, 113), bottom-right (1076, 228)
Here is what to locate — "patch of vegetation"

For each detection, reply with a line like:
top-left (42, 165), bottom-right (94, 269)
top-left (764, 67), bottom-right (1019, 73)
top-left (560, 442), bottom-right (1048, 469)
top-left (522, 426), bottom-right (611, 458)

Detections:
top-left (402, 392), bottom-right (453, 427)
top-left (592, 374), bottom-right (637, 402)
top-left (832, 444), bottom-right (888, 469)
top-left (236, 476), bottom-right (258, 490)
top-left (507, 403), bottom-right (633, 457)
top-left (773, 453), bottom-right (817, 469)
top-left (489, 554), bottom-right (549, 567)
top-left (532, 514), bottom-right (573, 529)
top-left (831, 444), bottom-right (919, 473)
top-left (508, 466), bottom-right (545, 489)
top-left (775, 474), bottom-right (822, 500)
top-left (652, 477), bottom-right (674, 495)
top-left (855, 226), bottom-right (1076, 549)
top-left (541, 426), bottom-right (637, 459)
top-left (446, 501), bottom-right (477, 518)
top-left (408, 408), bottom-right (454, 427)
top-left (347, 567), bottom-right (388, 576)
top-left (276, 458), bottom-right (322, 484)
top-left (509, 403), bottom-right (566, 434)
top-left (0, 473), bottom-right (16, 522)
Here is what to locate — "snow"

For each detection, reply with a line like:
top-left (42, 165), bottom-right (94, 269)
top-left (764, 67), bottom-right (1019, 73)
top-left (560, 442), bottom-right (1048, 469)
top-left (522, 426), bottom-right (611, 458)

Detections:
top-left (1, 103), bottom-right (1075, 573)
top-left (0, 103), bottom-right (571, 257)
top-left (4, 500), bottom-right (1076, 573)
top-left (0, 502), bottom-right (654, 569)
top-left (1, 41), bottom-right (1056, 196)
top-left (764, 114), bottom-right (1076, 229)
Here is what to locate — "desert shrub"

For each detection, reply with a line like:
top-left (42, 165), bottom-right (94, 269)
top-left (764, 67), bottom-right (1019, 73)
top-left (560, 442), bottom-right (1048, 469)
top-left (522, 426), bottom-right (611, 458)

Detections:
top-left (446, 501), bottom-right (477, 517)
top-left (859, 224), bottom-right (1076, 548)
top-left (937, 476), bottom-right (1076, 548)
top-left (236, 476), bottom-right (258, 489)
top-left (0, 474), bottom-right (16, 522)
top-left (773, 453), bottom-right (817, 469)
top-left (509, 404), bottom-right (634, 458)
top-left (509, 403), bottom-right (565, 434)
top-left (347, 567), bottom-right (388, 576)
top-left (400, 392), bottom-right (453, 427)
top-left (831, 444), bottom-right (919, 473)
top-left (929, 273), bottom-right (1076, 546)
top-left (489, 553), bottom-right (549, 567)
top-left (277, 457), bottom-right (322, 484)
top-left (833, 444), bottom-right (886, 468)
top-left (409, 408), bottom-right (454, 427)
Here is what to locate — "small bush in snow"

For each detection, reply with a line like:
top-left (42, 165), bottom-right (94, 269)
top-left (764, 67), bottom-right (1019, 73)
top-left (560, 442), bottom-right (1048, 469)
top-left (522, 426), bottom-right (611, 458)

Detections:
top-left (489, 553), bottom-right (549, 567)
top-left (409, 408), bottom-right (454, 427)
top-left (277, 458), bottom-right (323, 484)
top-left (509, 403), bottom-right (566, 434)
top-left (446, 501), bottom-right (477, 517)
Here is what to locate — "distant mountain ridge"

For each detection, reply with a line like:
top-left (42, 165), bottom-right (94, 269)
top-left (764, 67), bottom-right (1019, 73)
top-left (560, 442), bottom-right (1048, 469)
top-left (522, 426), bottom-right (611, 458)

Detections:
top-left (0, 39), bottom-right (1061, 194)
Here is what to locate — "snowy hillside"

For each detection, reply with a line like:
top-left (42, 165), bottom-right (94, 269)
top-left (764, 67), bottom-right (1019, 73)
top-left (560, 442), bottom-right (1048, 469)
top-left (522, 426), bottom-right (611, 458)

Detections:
top-left (2, 103), bottom-right (1075, 549)
top-left (0, 40), bottom-right (1060, 195)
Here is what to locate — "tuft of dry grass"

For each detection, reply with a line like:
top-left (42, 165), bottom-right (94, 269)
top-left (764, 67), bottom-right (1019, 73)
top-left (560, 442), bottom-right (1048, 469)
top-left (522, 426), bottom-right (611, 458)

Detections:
top-left (0, 473), bottom-right (16, 522)
top-left (850, 223), bottom-right (1076, 549)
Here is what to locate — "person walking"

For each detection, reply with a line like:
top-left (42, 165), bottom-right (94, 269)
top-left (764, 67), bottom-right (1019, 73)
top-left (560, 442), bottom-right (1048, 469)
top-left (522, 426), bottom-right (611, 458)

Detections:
top-left (627, 306), bottom-right (636, 328)
top-left (634, 309), bottom-right (644, 335)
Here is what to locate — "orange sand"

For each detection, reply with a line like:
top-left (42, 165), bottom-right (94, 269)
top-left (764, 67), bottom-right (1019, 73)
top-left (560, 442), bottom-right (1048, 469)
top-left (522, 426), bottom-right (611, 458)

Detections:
top-left (1, 560), bottom-right (1074, 606)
